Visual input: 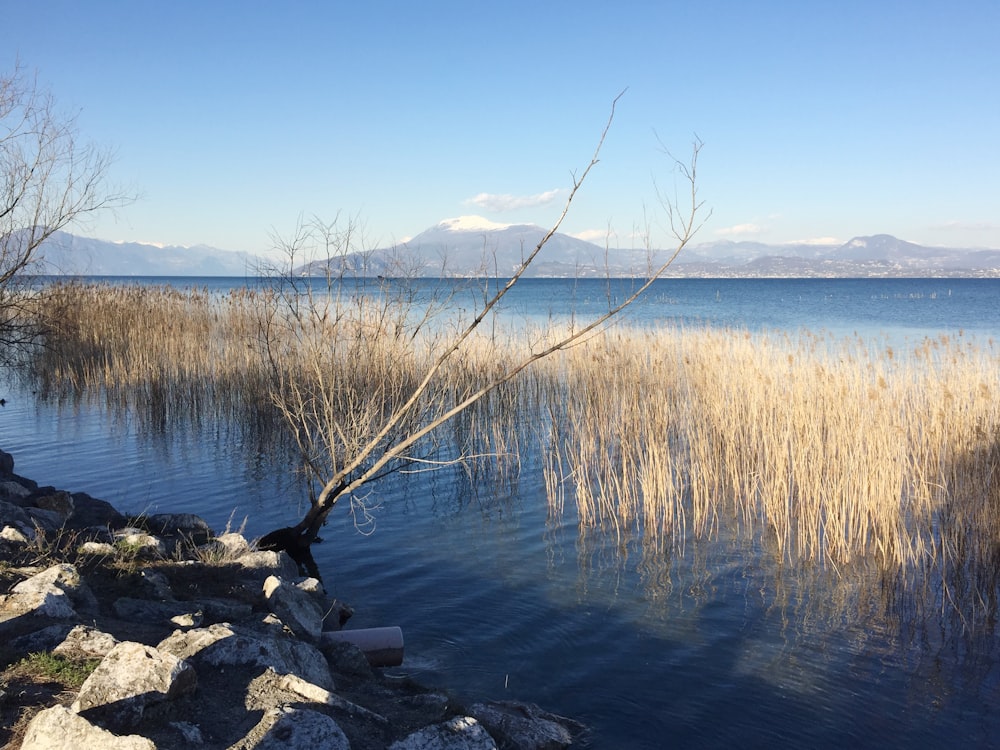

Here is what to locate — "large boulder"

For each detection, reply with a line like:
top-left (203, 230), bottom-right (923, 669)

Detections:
top-left (72, 641), bottom-right (197, 730)
top-left (0, 479), bottom-right (31, 501)
top-left (0, 499), bottom-right (36, 539)
top-left (262, 575), bottom-right (325, 643)
top-left (157, 622), bottom-right (334, 690)
top-left (468, 701), bottom-right (580, 750)
top-left (53, 624), bottom-right (121, 659)
top-left (234, 550), bottom-right (301, 583)
top-left (25, 489), bottom-right (75, 523)
top-left (20, 705), bottom-right (155, 750)
top-left (388, 716), bottom-right (498, 750)
top-left (197, 531), bottom-right (251, 560)
top-left (68, 491), bottom-right (126, 529)
top-left (0, 448), bottom-right (14, 476)
top-left (236, 706), bottom-right (351, 750)
top-left (0, 563), bottom-right (98, 620)
top-left (9, 623), bottom-right (119, 660)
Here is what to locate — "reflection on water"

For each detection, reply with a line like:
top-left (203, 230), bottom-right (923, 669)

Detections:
top-left (5, 384), bottom-right (999, 747)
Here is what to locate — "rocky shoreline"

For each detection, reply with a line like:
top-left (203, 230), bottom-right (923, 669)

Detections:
top-left (0, 448), bottom-right (585, 749)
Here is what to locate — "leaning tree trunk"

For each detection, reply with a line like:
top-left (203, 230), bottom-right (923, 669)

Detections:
top-left (257, 480), bottom-right (346, 582)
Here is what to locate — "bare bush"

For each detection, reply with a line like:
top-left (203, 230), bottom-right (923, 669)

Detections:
top-left (0, 63), bottom-right (132, 359)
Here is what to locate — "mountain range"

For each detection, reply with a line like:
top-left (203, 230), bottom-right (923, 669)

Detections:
top-left (30, 220), bottom-right (1000, 278)
top-left (34, 231), bottom-right (258, 276)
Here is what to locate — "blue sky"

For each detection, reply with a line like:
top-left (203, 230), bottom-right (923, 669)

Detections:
top-left (4, 1), bottom-right (999, 255)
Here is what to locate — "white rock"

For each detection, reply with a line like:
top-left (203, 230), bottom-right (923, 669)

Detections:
top-left (114, 528), bottom-right (166, 558)
top-left (72, 641), bottom-right (197, 730)
top-left (20, 705), bottom-right (155, 750)
top-left (77, 541), bottom-right (116, 555)
top-left (235, 550), bottom-right (300, 580)
top-left (53, 625), bottom-right (120, 659)
top-left (263, 575), bottom-right (324, 643)
top-left (2, 563), bottom-right (96, 619)
top-left (0, 524), bottom-right (32, 544)
top-left (388, 716), bottom-right (498, 750)
top-left (198, 531), bottom-right (251, 559)
top-left (158, 622), bottom-right (334, 690)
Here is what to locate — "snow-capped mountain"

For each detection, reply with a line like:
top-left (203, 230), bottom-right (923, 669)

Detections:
top-left (33, 231), bottom-right (258, 276)
top-left (298, 215), bottom-right (645, 278)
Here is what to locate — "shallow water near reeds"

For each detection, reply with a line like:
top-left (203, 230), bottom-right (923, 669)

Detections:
top-left (4, 277), bottom-right (1000, 748)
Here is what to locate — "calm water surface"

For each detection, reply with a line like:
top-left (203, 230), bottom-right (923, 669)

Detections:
top-left (3, 277), bottom-right (1000, 748)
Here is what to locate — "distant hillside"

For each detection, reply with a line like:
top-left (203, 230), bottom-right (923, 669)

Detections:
top-left (26, 223), bottom-right (1000, 278)
top-left (296, 217), bottom-right (638, 278)
top-left (299, 219), bottom-right (1000, 278)
top-left (34, 231), bottom-right (259, 276)
top-left (672, 234), bottom-right (1000, 278)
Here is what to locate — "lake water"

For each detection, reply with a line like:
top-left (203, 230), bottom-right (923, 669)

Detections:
top-left (3, 277), bottom-right (1000, 748)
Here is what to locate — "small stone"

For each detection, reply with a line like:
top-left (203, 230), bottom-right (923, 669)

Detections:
top-left (77, 541), bottom-right (116, 555)
top-left (114, 528), bottom-right (166, 558)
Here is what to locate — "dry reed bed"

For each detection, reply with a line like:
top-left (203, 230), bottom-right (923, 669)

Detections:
top-left (28, 283), bottom-right (1000, 581)
top-left (539, 326), bottom-right (1000, 575)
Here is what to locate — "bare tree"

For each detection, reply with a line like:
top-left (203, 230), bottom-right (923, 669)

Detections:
top-left (256, 93), bottom-right (709, 578)
top-left (0, 63), bottom-right (132, 359)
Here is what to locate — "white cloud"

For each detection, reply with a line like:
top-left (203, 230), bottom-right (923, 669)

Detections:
top-left (572, 228), bottom-right (613, 243)
top-left (715, 222), bottom-right (765, 237)
top-left (464, 189), bottom-right (563, 212)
